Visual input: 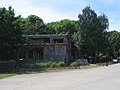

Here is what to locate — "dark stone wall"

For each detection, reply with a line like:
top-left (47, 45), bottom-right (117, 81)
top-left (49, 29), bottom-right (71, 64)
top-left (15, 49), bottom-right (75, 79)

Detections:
top-left (44, 45), bottom-right (67, 62)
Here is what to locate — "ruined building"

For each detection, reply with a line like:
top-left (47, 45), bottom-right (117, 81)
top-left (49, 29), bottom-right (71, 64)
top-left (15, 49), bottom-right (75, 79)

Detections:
top-left (25, 34), bottom-right (70, 62)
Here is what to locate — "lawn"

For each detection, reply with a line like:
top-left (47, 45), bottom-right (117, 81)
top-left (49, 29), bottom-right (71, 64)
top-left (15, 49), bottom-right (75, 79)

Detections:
top-left (0, 73), bottom-right (17, 79)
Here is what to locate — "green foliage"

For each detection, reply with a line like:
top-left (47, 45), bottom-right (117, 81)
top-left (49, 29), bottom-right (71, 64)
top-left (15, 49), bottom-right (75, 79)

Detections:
top-left (50, 62), bottom-right (57, 67)
top-left (56, 62), bottom-right (65, 67)
top-left (21, 15), bottom-right (46, 35)
top-left (0, 6), bottom-right (23, 60)
top-left (73, 6), bottom-right (109, 63)
top-left (50, 62), bottom-right (65, 67)
top-left (45, 19), bottom-right (77, 35)
top-left (23, 62), bottom-right (51, 69)
top-left (70, 62), bottom-right (80, 67)
top-left (107, 31), bottom-right (120, 56)
top-left (23, 62), bottom-right (66, 69)
top-left (46, 62), bottom-right (52, 68)
top-left (96, 55), bottom-right (112, 63)
top-left (23, 63), bottom-right (36, 69)
top-left (72, 31), bottom-right (81, 51)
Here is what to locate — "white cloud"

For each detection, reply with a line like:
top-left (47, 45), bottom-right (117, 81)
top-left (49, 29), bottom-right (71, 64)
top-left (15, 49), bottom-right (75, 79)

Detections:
top-left (0, 0), bottom-right (79, 23)
top-left (18, 7), bottom-right (77, 23)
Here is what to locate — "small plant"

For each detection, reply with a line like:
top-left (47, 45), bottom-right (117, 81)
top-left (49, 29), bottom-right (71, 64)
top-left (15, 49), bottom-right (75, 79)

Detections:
top-left (70, 62), bottom-right (80, 67)
top-left (46, 62), bottom-right (52, 68)
top-left (35, 63), bottom-right (43, 68)
top-left (56, 62), bottom-right (65, 67)
top-left (23, 62), bottom-right (46, 69)
top-left (50, 62), bottom-right (57, 68)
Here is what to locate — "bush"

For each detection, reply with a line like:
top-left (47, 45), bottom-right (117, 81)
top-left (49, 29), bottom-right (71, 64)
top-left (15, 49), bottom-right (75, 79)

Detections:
top-left (22, 64), bottom-right (34, 69)
top-left (56, 62), bottom-right (65, 67)
top-left (97, 55), bottom-right (112, 63)
top-left (70, 62), bottom-right (80, 67)
top-left (46, 62), bottom-right (52, 68)
top-left (23, 62), bottom-right (46, 69)
top-left (22, 62), bottom-right (65, 69)
top-left (35, 63), bottom-right (43, 68)
top-left (50, 62), bottom-right (57, 67)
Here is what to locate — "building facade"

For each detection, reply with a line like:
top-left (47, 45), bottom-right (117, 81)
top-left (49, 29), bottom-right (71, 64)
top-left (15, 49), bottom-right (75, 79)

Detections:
top-left (25, 34), bottom-right (70, 62)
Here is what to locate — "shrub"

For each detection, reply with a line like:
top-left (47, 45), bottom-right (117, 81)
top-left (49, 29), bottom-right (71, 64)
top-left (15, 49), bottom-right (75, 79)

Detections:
top-left (35, 63), bottom-right (43, 68)
top-left (50, 62), bottom-right (57, 67)
top-left (97, 55), bottom-right (112, 63)
top-left (23, 62), bottom-right (47, 69)
top-left (56, 62), bottom-right (65, 67)
top-left (70, 62), bottom-right (80, 67)
top-left (46, 62), bottom-right (52, 68)
top-left (36, 62), bottom-right (50, 68)
top-left (22, 62), bottom-right (65, 69)
top-left (23, 63), bottom-right (35, 69)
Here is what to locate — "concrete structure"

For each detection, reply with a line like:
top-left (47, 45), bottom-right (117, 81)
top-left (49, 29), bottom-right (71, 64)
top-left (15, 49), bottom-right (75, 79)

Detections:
top-left (25, 34), bottom-right (70, 62)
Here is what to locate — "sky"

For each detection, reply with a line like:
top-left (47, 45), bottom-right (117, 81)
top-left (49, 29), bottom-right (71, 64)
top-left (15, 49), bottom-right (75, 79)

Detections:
top-left (0, 0), bottom-right (120, 31)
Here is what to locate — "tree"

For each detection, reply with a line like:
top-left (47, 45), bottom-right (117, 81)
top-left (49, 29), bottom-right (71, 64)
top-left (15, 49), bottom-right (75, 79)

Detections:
top-left (0, 6), bottom-right (23, 60)
top-left (107, 31), bottom-right (120, 57)
top-left (73, 6), bottom-right (109, 63)
top-left (45, 22), bottom-right (58, 34)
top-left (45, 19), bottom-right (77, 35)
top-left (23, 15), bottom-right (45, 35)
top-left (97, 14), bottom-right (109, 53)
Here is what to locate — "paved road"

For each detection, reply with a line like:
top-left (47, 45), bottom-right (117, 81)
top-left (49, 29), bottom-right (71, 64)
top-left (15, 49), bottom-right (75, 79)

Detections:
top-left (0, 64), bottom-right (120, 90)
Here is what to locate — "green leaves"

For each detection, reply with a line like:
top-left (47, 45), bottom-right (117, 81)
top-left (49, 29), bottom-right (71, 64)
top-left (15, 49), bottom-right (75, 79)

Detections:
top-left (21, 15), bottom-right (45, 35)
top-left (107, 31), bottom-right (120, 56)
top-left (73, 6), bottom-right (109, 63)
top-left (0, 6), bottom-right (23, 60)
top-left (45, 19), bottom-right (76, 35)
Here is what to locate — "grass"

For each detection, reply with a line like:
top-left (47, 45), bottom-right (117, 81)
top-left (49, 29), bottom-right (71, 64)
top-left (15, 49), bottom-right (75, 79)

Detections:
top-left (0, 71), bottom-right (44, 79)
top-left (0, 73), bottom-right (17, 79)
top-left (0, 64), bottom-right (99, 79)
top-left (80, 64), bottom-right (98, 69)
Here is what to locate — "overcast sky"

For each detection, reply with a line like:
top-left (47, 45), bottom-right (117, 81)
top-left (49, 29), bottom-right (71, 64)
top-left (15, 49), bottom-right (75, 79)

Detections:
top-left (0, 0), bottom-right (120, 31)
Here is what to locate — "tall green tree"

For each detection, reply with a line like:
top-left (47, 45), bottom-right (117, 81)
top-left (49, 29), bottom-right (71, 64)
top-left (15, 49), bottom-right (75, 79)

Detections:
top-left (0, 6), bottom-right (23, 60)
top-left (73, 6), bottom-right (109, 63)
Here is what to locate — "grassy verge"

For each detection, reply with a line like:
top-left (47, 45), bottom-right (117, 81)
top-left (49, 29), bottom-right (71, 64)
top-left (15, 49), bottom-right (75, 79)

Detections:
top-left (80, 64), bottom-right (98, 69)
top-left (0, 73), bottom-right (17, 79)
top-left (0, 64), bottom-right (99, 79)
top-left (0, 71), bottom-right (44, 79)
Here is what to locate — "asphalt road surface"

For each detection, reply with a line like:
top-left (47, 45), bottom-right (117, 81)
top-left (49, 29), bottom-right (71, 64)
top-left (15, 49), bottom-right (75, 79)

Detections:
top-left (0, 64), bottom-right (120, 90)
